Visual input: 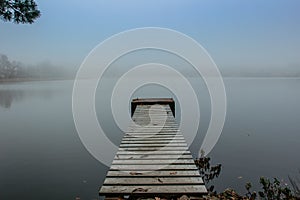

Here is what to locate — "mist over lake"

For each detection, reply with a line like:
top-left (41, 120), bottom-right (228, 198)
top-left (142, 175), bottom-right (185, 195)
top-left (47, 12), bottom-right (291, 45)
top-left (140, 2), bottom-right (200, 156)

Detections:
top-left (0, 78), bottom-right (299, 200)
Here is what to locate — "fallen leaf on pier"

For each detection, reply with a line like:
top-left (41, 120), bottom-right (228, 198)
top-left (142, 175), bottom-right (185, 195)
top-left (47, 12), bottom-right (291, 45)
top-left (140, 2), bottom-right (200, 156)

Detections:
top-left (132, 188), bottom-right (148, 193)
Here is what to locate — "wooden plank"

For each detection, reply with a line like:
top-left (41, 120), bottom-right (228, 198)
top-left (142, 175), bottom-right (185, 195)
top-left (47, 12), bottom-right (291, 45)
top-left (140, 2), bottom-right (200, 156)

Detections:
top-left (132, 116), bottom-right (175, 118)
top-left (120, 143), bottom-right (186, 146)
top-left (99, 185), bottom-right (207, 195)
top-left (114, 154), bottom-right (193, 160)
top-left (134, 110), bottom-right (172, 112)
top-left (110, 164), bottom-right (198, 171)
top-left (128, 126), bottom-right (178, 129)
top-left (119, 143), bottom-right (187, 147)
top-left (125, 132), bottom-right (182, 135)
top-left (107, 170), bottom-right (201, 177)
top-left (131, 116), bottom-right (174, 119)
top-left (118, 147), bottom-right (188, 151)
top-left (130, 119), bottom-right (175, 120)
top-left (128, 126), bottom-right (179, 129)
top-left (132, 116), bottom-right (174, 119)
top-left (130, 122), bottom-right (177, 125)
top-left (133, 110), bottom-right (171, 112)
top-left (134, 108), bottom-right (172, 111)
top-left (112, 159), bottom-right (195, 165)
top-left (132, 115), bottom-right (173, 117)
top-left (133, 101), bottom-right (173, 104)
top-left (132, 116), bottom-right (173, 118)
top-left (134, 109), bottom-right (172, 111)
top-left (122, 137), bottom-right (183, 140)
top-left (132, 115), bottom-right (174, 117)
top-left (123, 136), bottom-right (185, 140)
top-left (121, 140), bottom-right (186, 144)
top-left (123, 138), bottom-right (182, 141)
top-left (124, 133), bottom-right (182, 136)
top-left (128, 127), bottom-right (179, 129)
top-left (122, 139), bottom-right (185, 143)
top-left (134, 106), bottom-right (171, 109)
top-left (131, 118), bottom-right (175, 121)
top-left (116, 150), bottom-right (191, 155)
top-left (126, 130), bottom-right (180, 133)
top-left (128, 126), bottom-right (178, 128)
top-left (130, 124), bottom-right (178, 126)
top-left (133, 114), bottom-right (172, 116)
top-left (103, 177), bottom-right (204, 185)
top-left (122, 139), bottom-right (185, 142)
top-left (133, 109), bottom-right (172, 111)
top-left (125, 134), bottom-right (182, 136)
top-left (126, 132), bottom-right (180, 134)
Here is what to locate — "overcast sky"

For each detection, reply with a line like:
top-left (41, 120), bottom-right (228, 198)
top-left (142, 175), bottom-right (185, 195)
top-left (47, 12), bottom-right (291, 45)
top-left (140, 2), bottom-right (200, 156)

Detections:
top-left (0, 0), bottom-right (299, 72)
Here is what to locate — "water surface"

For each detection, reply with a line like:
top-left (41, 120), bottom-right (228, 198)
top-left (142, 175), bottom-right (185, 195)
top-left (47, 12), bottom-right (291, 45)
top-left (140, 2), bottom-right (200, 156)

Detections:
top-left (0, 78), bottom-right (299, 199)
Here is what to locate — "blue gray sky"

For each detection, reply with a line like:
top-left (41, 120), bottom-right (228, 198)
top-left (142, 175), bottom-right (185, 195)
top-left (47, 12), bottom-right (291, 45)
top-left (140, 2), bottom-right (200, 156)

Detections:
top-left (0, 0), bottom-right (299, 73)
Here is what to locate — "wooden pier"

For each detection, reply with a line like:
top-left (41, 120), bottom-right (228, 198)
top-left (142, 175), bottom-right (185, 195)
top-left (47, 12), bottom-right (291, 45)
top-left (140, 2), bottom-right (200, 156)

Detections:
top-left (99, 98), bottom-right (207, 199)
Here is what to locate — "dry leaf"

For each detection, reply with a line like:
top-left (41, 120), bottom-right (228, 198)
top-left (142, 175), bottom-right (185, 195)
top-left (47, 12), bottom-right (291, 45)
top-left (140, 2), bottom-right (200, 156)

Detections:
top-left (129, 171), bottom-right (143, 175)
top-left (132, 188), bottom-right (148, 193)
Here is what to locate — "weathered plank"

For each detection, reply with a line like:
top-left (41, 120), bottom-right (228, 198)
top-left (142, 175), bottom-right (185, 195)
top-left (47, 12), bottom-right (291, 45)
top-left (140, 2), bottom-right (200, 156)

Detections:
top-left (112, 159), bottom-right (195, 165)
top-left (119, 143), bottom-right (187, 147)
top-left (118, 147), bottom-right (188, 151)
top-left (126, 130), bottom-right (181, 133)
top-left (123, 136), bottom-right (185, 140)
top-left (116, 150), bottom-right (191, 155)
top-left (114, 154), bottom-right (193, 160)
top-left (106, 170), bottom-right (201, 177)
top-left (110, 164), bottom-right (198, 171)
top-left (124, 134), bottom-right (183, 137)
top-left (103, 177), bottom-right (204, 185)
top-left (100, 185), bottom-right (207, 195)
top-left (121, 140), bottom-right (186, 144)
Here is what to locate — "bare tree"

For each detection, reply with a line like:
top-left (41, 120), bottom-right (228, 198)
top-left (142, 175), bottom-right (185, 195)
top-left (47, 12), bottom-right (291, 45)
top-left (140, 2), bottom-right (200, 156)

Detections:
top-left (0, 54), bottom-right (20, 78)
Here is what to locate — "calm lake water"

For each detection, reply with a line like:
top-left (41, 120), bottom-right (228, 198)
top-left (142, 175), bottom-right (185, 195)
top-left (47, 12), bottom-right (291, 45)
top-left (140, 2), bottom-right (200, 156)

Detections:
top-left (0, 78), bottom-right (300, 200)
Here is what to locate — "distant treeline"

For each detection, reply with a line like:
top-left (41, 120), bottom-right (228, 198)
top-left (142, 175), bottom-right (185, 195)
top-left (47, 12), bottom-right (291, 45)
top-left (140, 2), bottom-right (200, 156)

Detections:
top-left (1, 53), bottom-right (299, 79)
top-left (0, 54), bottom-right (72, 80)
top-left (221, 68), bottom-right (300, 78)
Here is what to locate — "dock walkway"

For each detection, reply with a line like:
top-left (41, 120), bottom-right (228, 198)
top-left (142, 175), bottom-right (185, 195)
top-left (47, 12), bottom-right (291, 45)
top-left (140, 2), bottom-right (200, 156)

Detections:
top-left (99, 98), bottom-right (207, 199)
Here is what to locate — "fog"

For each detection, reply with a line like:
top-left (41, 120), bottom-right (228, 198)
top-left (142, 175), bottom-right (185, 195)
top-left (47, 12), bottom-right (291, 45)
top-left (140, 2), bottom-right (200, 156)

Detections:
top-left (0, 54), bottom-right (75, 80)
top-left (1, 53), bottom-right (300, 81)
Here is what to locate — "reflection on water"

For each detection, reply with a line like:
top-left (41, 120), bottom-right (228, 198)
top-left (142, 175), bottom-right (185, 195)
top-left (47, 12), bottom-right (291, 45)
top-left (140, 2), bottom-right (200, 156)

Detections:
top-left (0, 90), bottom-right (24, 108)
top-left (0, 79), bottom-right (300, 200)
top-left (0, 82), bottom-right (68, 109)
top-left (0, 89), bottom-right (56, 108)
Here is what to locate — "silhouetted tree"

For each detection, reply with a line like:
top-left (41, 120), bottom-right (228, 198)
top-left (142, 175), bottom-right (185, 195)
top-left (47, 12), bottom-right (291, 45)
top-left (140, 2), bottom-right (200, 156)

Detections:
top-left (0, 0), bottom-right (40, 24)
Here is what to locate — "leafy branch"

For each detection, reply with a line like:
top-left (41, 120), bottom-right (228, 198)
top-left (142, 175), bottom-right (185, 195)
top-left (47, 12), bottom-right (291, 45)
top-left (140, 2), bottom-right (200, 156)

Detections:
top-left (0, 0), bottom-right (40, 24)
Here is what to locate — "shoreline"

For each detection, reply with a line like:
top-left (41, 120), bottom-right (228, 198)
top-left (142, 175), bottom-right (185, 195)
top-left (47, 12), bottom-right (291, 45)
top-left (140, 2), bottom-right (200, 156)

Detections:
top-left (0, 76), bottom-right (299, 84)
top-left (0, 77), bottom-right (74, 84)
